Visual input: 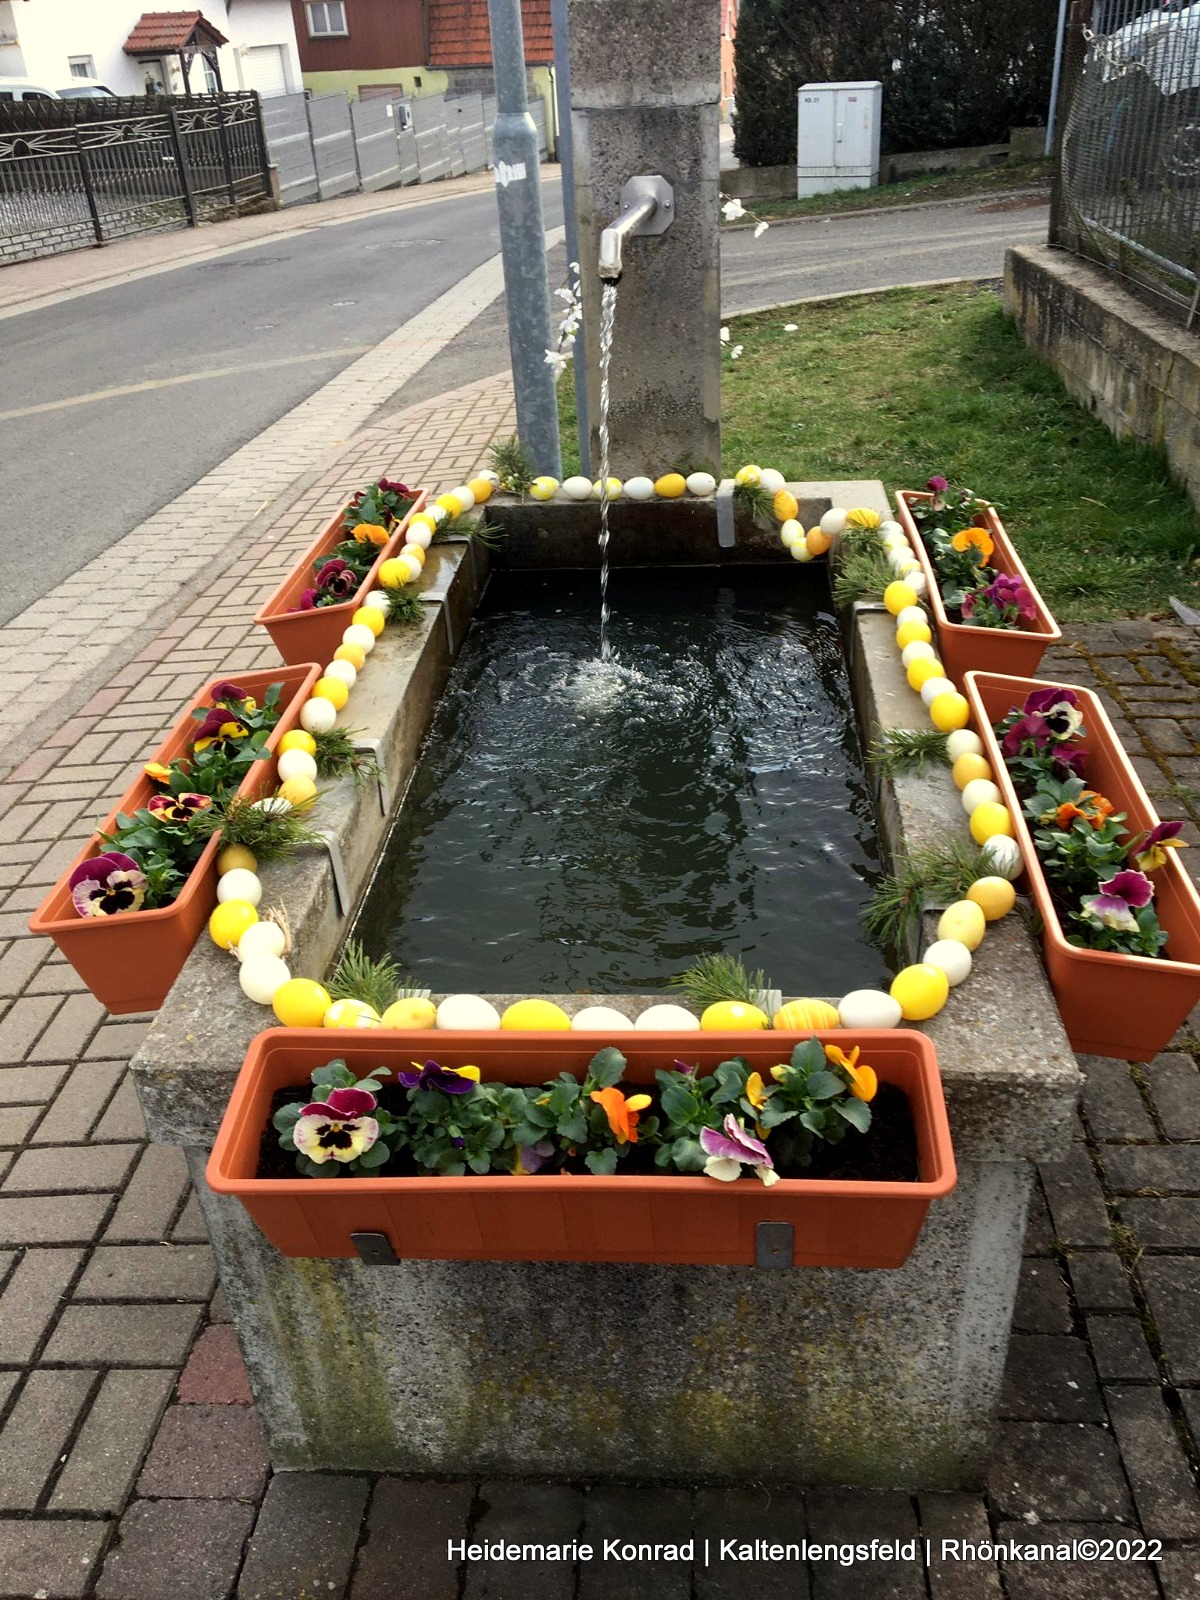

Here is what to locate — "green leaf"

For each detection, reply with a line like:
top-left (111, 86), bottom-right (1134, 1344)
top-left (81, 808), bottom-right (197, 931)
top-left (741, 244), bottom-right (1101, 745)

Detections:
top-left (836, 1097), bottom-right (873, 1132)
top-left (790, 1038), bottom-right (825, 1073)
top-left (559, 1113), bottom-right (588, 1143)
top-left (804, 1070), bottom-right (843, 1100)
top-left (357, 1140), bottom-right (390, 1168)
top-left (272, 1103), bottom-right (302, 1131)
top-left (660, 1083), bottom-right (699, 1124)
top-left (669, 1137), bottom-right (707, 1172)
top-left (588, 1047), bottom-right (626, 1088)
top-left (585, 1147), bottom-right (618, 1175)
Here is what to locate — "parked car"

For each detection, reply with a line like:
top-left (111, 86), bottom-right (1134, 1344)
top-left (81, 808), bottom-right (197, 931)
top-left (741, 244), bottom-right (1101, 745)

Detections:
top-left (0, 75), bottom-right (116, 101)
top-left (58, 78), bottom-right (118, 99)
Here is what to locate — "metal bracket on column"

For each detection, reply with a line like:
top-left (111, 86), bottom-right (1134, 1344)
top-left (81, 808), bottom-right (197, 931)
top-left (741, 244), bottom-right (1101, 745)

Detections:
top-left (715, 478), bottom-right (737, 548)
top-left (351, 1231), bottom-right (398, 1266)
top-left (421, 597), bottom-right (456, 657)
top-left (351, 737), bottom-right (391, 817)
top-left (312, 829), bottom-right (351, 917)
top-left (756, 1221), bottom-right (794, 1269)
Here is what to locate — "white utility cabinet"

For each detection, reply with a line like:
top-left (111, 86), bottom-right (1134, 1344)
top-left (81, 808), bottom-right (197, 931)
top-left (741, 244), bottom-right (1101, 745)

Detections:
top-left (796, 80), bottom-right (883, 196)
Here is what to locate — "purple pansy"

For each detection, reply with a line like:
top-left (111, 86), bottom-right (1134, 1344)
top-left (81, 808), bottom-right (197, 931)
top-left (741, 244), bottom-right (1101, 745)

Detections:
top-left (1024, 687), bottom-right (1084, 739)
top-left (297, 587), bottom-right (319, 611)
top-left (1054, 747), bottom-right (1089, 779)
top-left (397, 1059), bottom-right (478, 1095)
top-left (962, 572), bottom-right (1037, 627)
top-left (1001, 713), bottom-right (1052, 757)
top-left (514, 1139), bottom-right (556, 1174)
top-left (69, 851), bottom-right (147, 918)
top-left (301, 1086), bottom-right (378, 1120)
top-left (147, 792), bottom-right (212, 825)
top-left (293, 1090), bottom-right (380, 1165)
top-left (210, 681), bottom-right (249, 705)
top-left (672, 1059), bottom-right (697, 1077)
top-left (1132, 819), bottom-right (1188, 872)
top-left (699, 1115), bottom-right (779, 1187)
top-left (1080, 868), bottom-right (1155, 932)
top-left (926, 475), bottom-right (949, 493)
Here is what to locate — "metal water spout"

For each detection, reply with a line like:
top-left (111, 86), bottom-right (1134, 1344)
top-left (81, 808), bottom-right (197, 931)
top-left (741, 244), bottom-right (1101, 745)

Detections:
top-left (598, 174), bottom-right (675, 281)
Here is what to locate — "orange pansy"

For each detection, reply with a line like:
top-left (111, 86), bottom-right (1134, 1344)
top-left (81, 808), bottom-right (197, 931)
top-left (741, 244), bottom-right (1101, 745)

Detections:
top-left (824, 1043), bottom-right (878, 1103)
top-left (590, 1087), bottom-right (652, 1144)
top-left (950, 525), bottom-right (995, 564)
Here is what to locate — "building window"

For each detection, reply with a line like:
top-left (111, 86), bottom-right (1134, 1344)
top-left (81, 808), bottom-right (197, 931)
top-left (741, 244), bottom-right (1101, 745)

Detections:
top-left (202, 57), bottom-right (218, 93)
top-left (306, 2), bottom-right (347, 38)
top-left (68, 56), bottom-right (96, 78)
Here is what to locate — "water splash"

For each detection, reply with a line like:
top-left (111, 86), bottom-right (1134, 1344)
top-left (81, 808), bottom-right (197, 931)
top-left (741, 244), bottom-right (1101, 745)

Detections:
top-left (597, 280), bottom-right (619, 662)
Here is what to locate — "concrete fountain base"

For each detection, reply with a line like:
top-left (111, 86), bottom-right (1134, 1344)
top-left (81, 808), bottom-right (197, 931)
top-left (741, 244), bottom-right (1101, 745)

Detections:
top-left (132, 482), bottom-right (1080, 1487)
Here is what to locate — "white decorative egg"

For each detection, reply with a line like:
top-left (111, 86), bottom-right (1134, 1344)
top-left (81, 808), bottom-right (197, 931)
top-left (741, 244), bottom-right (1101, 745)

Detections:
top-left (217, 868), bottom-right (262, 906)
top-left (878, 520), bottom-right (903, 538)
top-left (365, 590), bottom-right (391, 613)
top-left (426, 503), bottom-right (450, 525)
top-left (946, 729), bottom-right (984, 761)
top-left (634, 1003), bottom-right (701, 1030)
top-left (451, 484), bottom-right (476, 510)
top-left (759, 467), bottom-right (786, 494)
top-left (236, 920), bottom-right (287, 963)
top-left (882, 531), bottom-right (910, 552)
top-left (837, 989), bottom-right (903, 1029)
top-left (562, 475), bottom-right (594, 501)
top-left (895, 606), bottom-right (927, 629)
top-left (686, 472), bottom-right (717, 498)
top-left (780, 519), bottom-right (804, 548)
top-left (436, 993), bottom-right (502, 1030)
top-left (905, 569), bottom-right (928, 595)
top-left (982, 835), bottom-right (1023, 880)
top-left (624, 476), bottom-right (655, 501)
top-left (405, 524), bottom-right (433, 550)
top-left (343, 623), bottom-right (376, 654)
top-left (239, 955), bottom-right (291, 1006)
top-left (887, 548), bottom-right (913, 573)
top-left (790, 541), bottom-right (813, 563)
top-left (919, 676), bottom-right (957, 707)
top-left (478, 469), bottom-right (500, 487)
top-left (572, 1005), bottom-right (635, 1030)
top-left (322, 660), bottom-right (357, 689)
top-left (901, 640), bottom-right (937, 669)
top-left (300, 697), bottom-right (337, 735)
top-left (251, 796), bottom-right (292, 816)
top-left (820, 507), bottom-right (849, 536)
top-left (961, 778), bottom-right (1002, 814)
top-left (276, 748), bottom-right (319, 783)
top-left (922, 939), bottom-right (973, 987)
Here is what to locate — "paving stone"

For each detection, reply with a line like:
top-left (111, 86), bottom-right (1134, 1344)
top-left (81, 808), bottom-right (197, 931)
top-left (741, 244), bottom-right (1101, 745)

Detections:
top-left (171, 1186), bottom-right (209, 1243)
top-left (1040, 1148), bottom-right (1112, 1247)
top-left (988, 1422), bottom-right (1134, 1522)
top-left (1079, 1057), bottom-right (1157, 1140)
top-left (97, 1497), bottom-right (256, 1600)
top-left (578, 1485), bottom-right (693, 1599)
top-left (464, 1483), bottom-right (589, 1599)
top-left (1158, 1545), bottom-right (1200, 1598)
top-left (76, 1243), bottom-right (217, 1302)
top-left (1105, 1386), bottom-right (1200, 1538)
top-left (1023, 1183), bottom-right (1057, 1255)
top-left (209, 1284), bottom-right (231, 1322)
top-left (177, 1323), bottom-right (253, 1403)
top-left (1140, 1259), bottom-right (1200, 1382)
top-left (0, 1368), bottom-right (95, 1511)
top-left (0, 1517), bottom-right (109, 1599)
top-left (919, 1493), bottom-right (1001, 1599)
top-left (0, 939), bottom-right (48, 998)
top-left (351, 1478), bottom-right (475, 1600)
top-left (31, 1060), bottom-right (126, 1144)
top-left (0, 1105), bottom-right (38, 1146)
top-left (0, 1245), bottom-right (82, 1362)
top-left (0, 995), bottom-right (63, 1060)
top-left (693, 1486), bottom-right (808, 1599)
top-left (1014, 1259), bottom-right (1073, 1334)
top-left (86, 1019), bottom-right (151, 1059)
top-left (0, 1192), bottom-right (109, 1245)
top-left (104, 1143), bottom-right (190, 1241)
top-left (1102, 1144), bottom-right (1200, 1193)
top-left (1069, 1252), bottom-right (1137, 1313)
top-left (92, 1073), bottom-right (148, 1141)
top-left (238, 1473), bottom-right (370, 1599)
top-left (1121, 1197), bottom-right (1200, 1249)
top-left (137, 1403), bottom-right (268, 1499)
top-left (993, 1522), bottom-right (1161, 1597)
top-left (1146, 1054), bottom-right (1200, 1140)
top-left (1087, 1317), bottom-right (1159, 1382)
top-left (26, 991), bottom-right (105, 1061)
top-left (0, 1061), bottom-right (68, 1105)
top-left (805, 1489), bottom-right (924, 1600)
top-left (42, 1302), bottom-right (202, 1365)
top-left (3, 1141), bottom-right (139, 1193)
top-left (1001, 1335), bottom-right (1105, 1422)
top-left (50, 1368), bottom-right (175, 1515)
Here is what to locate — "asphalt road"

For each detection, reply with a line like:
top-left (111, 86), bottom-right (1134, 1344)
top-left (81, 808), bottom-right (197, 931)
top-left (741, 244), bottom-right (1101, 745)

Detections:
top-left (0, 186), bottom-right (1047, 623)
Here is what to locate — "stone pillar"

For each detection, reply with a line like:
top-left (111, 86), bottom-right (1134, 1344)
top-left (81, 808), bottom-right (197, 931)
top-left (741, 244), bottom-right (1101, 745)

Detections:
top-left (568, 0), bottom-right (721, 477)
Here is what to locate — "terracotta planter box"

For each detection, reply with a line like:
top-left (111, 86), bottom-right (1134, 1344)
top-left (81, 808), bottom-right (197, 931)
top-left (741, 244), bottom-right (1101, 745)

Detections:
top-left (964, 670), bottom-right (1200, 1061)
top-left (29, 664), bottom-right (321, 1016)
top-left (893, 491), bottom-right (1061, 683)
top-left (207, 1028), bottom-right (957, 1267)
top-left (254, 490), bottom-right (428, 666)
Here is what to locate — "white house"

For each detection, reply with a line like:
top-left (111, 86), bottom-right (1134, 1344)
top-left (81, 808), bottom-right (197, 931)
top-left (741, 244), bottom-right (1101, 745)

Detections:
top-left (0, 2), bottom-right (303, 98)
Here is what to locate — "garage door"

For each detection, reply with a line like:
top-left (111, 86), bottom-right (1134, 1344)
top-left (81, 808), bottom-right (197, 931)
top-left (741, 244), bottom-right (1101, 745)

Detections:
top-left (242, 44), bottom-right (289, 99)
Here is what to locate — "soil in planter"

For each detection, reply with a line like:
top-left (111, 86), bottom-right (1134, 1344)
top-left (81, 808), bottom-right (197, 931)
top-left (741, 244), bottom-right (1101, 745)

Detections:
top-left (255, 1080), bottom-right (918, 1184)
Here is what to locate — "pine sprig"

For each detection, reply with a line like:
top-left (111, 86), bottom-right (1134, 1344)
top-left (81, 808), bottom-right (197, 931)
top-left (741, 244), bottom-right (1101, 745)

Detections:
top-left (311, 727), bottom-right (382, 788)
top-left (832, 542), bottom-right (894, 607)
top-left (670, 952), bottom-right (772, 1010)
top-left (196, 796), bottom-right (325, 862)
top-left (488, 436), bottom-right (534, 495)
top-left (387, 589), bottom-right (426, 625)
top-left (863, 840), bottom-right (993, 953)
top-left (433, 513), bottom-right (505, 549)
top-left (733, 481), bottom-right (771, 526)
top-left (870, 729), bottom-right (951, 778)
top-left (329, 938), bottom-right (428, 1014)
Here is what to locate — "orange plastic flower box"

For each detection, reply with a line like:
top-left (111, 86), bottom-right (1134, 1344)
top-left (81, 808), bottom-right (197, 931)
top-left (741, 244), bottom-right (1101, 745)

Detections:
top-left (206, 1028), bottom-right (957, 1267)
top-left (893, 491), bottom-right (1061, 683)
top-left (964, 670), bottom-right (1200, 1061)
top-left (29, 664), bottom-right (321, 1015)
top-left (253, 490), bottom-right (428, 666)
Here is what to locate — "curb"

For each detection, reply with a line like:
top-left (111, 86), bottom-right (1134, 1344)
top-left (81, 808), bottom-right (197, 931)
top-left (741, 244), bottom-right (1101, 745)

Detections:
top-left (722, 274), bottom-right (1004, 322)
top-left (721, 185), bottom-right (1050, 233)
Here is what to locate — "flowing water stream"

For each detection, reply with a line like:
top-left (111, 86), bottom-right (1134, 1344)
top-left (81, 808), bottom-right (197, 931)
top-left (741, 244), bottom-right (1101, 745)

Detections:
top-left (597, 280), bottom-right (619, 662)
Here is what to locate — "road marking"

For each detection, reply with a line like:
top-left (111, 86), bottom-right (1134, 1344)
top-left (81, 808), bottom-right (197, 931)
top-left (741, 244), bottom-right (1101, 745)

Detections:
top-left (0, 346), bottom-right (373, 423)
top-left (720, 222), bottom-right (1046, 286)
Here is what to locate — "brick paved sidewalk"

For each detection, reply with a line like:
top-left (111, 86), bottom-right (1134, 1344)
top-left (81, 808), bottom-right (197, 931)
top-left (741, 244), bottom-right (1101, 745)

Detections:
top-left (1, 404), bottom-right (1200, 1596)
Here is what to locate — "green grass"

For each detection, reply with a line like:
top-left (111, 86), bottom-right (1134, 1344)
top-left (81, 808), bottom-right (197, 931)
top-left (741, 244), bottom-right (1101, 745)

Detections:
top-left (557, 283), bottom-right (1200, 620)
top-left (727, 159), bottom-right (1052, 224)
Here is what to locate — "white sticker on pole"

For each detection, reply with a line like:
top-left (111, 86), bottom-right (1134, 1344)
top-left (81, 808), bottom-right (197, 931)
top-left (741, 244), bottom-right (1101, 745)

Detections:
top-left (495, 160), bottom-right (528, 187)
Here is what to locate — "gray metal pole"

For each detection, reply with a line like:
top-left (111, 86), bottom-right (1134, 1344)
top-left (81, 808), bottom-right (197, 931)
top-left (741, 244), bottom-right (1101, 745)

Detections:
top-left (1045, 0), bottom-right (1070, 157)
top-left (487, 0), bottom-right (563, 477)
top-left (550, 0), bottom-right (590, 476)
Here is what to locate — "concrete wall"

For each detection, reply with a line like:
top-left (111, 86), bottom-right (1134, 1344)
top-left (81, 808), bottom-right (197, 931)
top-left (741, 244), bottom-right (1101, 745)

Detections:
top-left (884, 142), bottom-right (1010, 182)
top-left (1005, 244), bottom-right (1200, 513)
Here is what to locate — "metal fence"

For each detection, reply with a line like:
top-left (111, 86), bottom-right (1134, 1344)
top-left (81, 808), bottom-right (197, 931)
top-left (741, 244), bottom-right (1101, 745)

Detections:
top-left (0, 93), bottom-right (271, 264)
top-left (1052, 0), bottom-right (1200, 327)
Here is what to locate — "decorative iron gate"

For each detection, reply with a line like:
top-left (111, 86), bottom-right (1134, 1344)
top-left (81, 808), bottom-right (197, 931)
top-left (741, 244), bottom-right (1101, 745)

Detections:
top-left (1052, 0), bottom-right (1200, 327)
top-left (0, 94), bottom-right (271, 265)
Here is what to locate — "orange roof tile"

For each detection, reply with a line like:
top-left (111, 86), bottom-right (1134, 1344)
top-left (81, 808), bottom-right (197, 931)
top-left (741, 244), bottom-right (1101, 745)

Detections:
top-left (123, 10), bottom-right (229, 56)
top-left (428, 0), bottom-right (554, 67)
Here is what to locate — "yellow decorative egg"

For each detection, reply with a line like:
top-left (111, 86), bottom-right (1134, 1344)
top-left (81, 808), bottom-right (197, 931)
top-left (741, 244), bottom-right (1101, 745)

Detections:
top-left (970, 801), bottom-right (1014, 845)
top-left (896, 620), bottom-right (933, 650)
top-left (323, 998), bottom-right (382, 1029)
top-left (408, 511), bottom-right (438, 535)
top-left (436, 492), bottom-right (465, 516)
top-left (593, 477), bottom-right (623, 499)
top-left (937, 899), bottom-right (987, 951)
top-left (806, 526), bottom-right (832, 557)
top-left (734, 464), bottom-right (761, 487)
top-left (773, 488), bottom-right (799, 524)
top-left (889, 963), bottom-right (950, 1021)
top-left (380, 997), bottom-right (439, 1030)
top-left (884, 581), bottom-right (919, 616)
top-left (378, 559), bottom-right (410, 589)
top-left (208, 900), bottom-right (258, 950)
top-left (334, 643), bottom-right (366, 671)
top-left (277, 730), bottom-right (317, 757)
top-left (700, 1001), bottom-right (770, 1030)
top-left (272, 979), bottom-right (332, 1029)
top-left (946, 729), bottom-right (984, 762)
top-left (312, 676), bottom-right (349, 711)
top-left (351, 606), bottom-right (386, 638)
top-left (780, 519), bottom-right (804, 549)
top-left (276, 775), bottom-right (318, 809)
top-left (530, 476), bottom-right (559, 501)
top-left (773, 999), bottom-right (841, 1031)
top-left (929, 691), bottom-right (970, 732)
top-left (402, 543), bottom-right (426, 568)
top-left (654, 472), bottom-right (687, 499)
top-left (468, 477), bottom-right (495, 504)
top-left (216, 843), bottom-right (257, 876)
top-left (966, 876), bottom-right (1017, 921)
top-left (907, 657), bottom-right (946, 692)
top-left (501, 999), bottom-right (572, 1030)
top-left (952, 753), bottom-right (993, 789)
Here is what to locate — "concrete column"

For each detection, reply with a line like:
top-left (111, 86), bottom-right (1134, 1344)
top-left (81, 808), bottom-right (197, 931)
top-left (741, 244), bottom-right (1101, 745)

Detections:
top-left (568, 0), bottom-right (721, 477)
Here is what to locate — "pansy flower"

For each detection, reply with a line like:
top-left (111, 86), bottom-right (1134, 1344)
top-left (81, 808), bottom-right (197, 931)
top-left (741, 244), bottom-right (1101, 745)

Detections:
top-left (69, 852), bottom-right (147, 918)
top-left (1132, 820), bottom-right (1188, 872)
top-left (353, 521), bottom-right (391, 547)
top-left (512, 1139), bottom-right (556, 1175)
top-left (744, 1071), bottom-right (768, 1112)
top-left (1024, 687), bottom-right (1083, 740)
top-left (1053, 747), bottom-right (1089, 780)
top-left (699, 1115), bottom-right (779, 1186)
top-left (143, 762), bottom-right (172, 785)
top-left (1080, 868), bottom-right (1155, 932)
top-left (210, 682), bottom-right (251, 707)
top-left (377, 478), bottom-right (412, 497)
top-left (293, 1086), bottom-right (380, 1165)
top-left (192, 707), bottom-right (250, 754)
top-left (1055, 790), bottom-right (1114, 831)
top-left (590, 1087), bottom-right (652, 1145)
top-left (824, 1043), bottom-right (878, 1102)
top-left (397, 1059), bottom-right (480, 1094)
top-left (926, 476), bottom-right (949, 493)
top-left (315, 559), bottom-right (360, 601)
top-left (297, 587), bottom-right (319, 611)
top-left (1001, 713), bottom-right (1052, 757)
top-left (950, 525), bottom-right (995, 564)
top-left (147, 792), bottom-right (212, 825)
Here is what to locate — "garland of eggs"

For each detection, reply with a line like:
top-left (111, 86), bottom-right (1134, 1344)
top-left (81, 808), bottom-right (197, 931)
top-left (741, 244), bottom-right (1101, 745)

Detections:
top-left (203, 481), bottom-right (1025, 1038)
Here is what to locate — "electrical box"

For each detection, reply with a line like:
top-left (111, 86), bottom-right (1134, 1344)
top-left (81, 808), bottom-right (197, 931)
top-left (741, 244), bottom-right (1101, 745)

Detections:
top-left (796, 81), bottom-right (882, 197)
